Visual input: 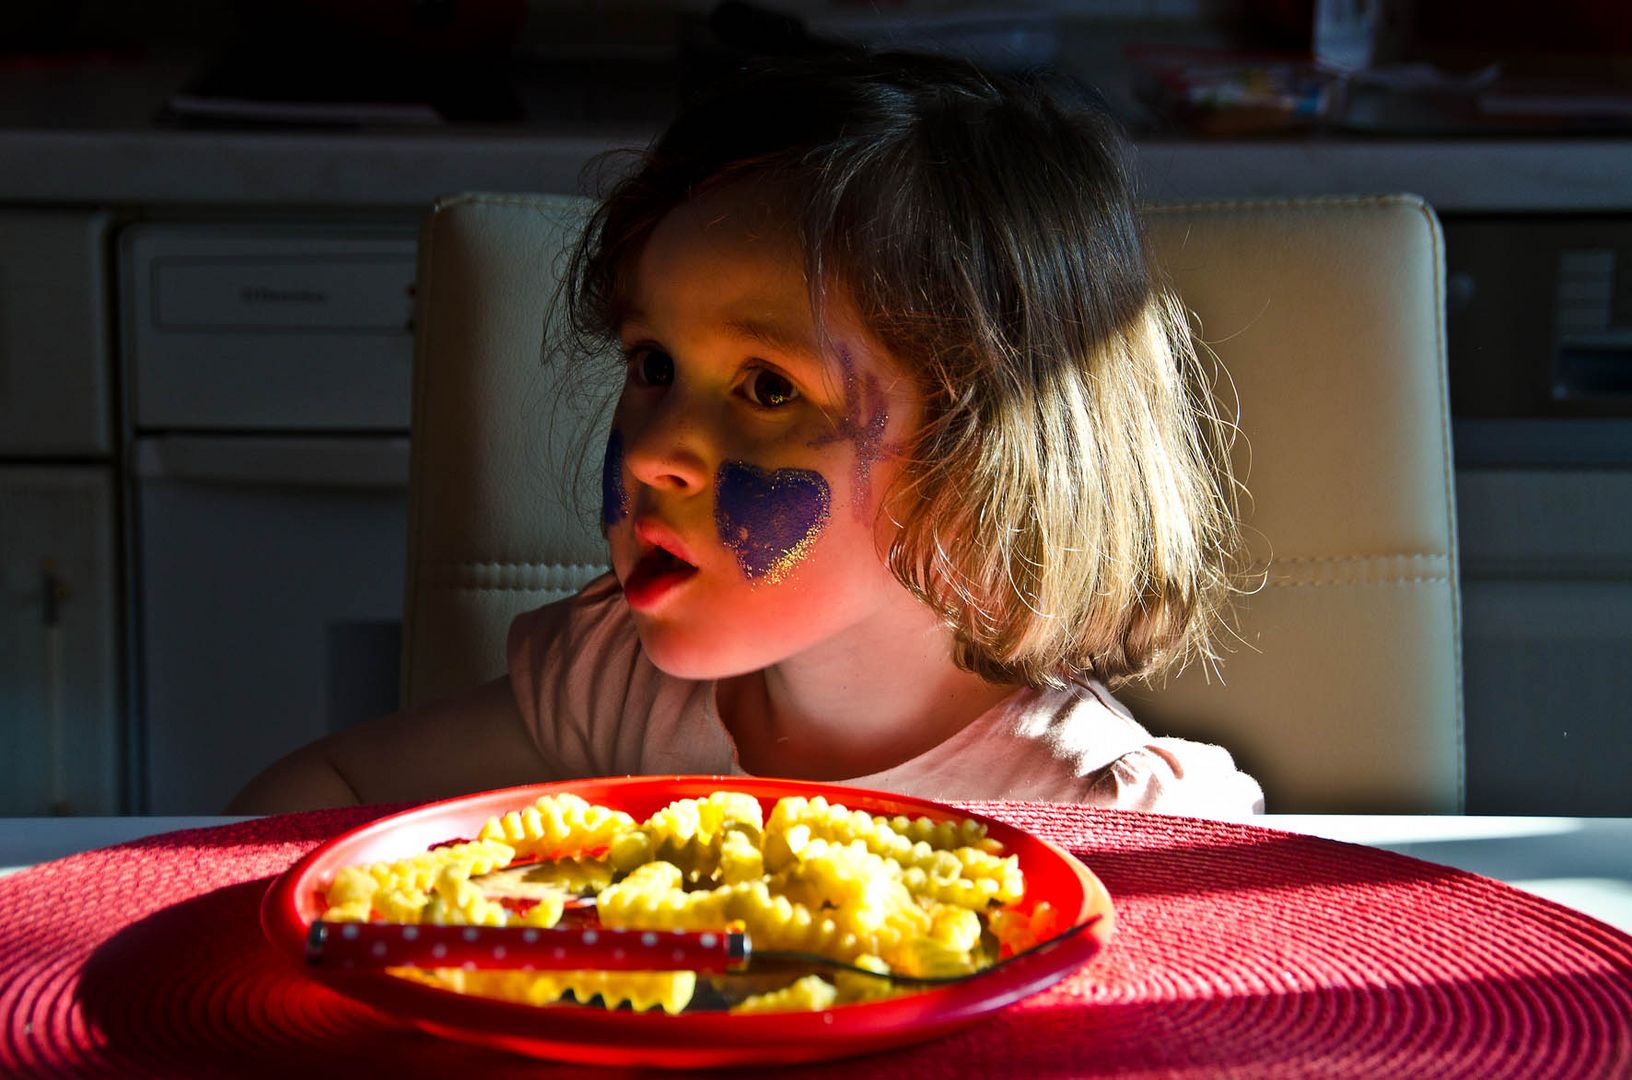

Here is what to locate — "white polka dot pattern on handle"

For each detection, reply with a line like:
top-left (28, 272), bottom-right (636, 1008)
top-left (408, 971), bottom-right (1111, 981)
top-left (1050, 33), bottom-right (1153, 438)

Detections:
top-left (310, 921), bottom-right (748, 975)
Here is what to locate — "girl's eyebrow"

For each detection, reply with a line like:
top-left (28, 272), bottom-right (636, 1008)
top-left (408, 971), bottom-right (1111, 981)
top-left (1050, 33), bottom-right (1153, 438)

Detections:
top-left (616, 309), bottom-right (814, 358)
top-left (722, 314), bottom-right (817, 358)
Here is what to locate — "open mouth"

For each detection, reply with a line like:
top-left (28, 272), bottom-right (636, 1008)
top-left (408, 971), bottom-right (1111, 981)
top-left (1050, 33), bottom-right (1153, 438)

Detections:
top-left (622, 543), bottom-right (700, 609)
top-left (636, 545), bottom-right (696, 579)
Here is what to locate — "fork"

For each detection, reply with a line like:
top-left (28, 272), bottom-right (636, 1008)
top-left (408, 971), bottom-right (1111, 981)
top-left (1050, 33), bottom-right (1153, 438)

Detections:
top-left (306, 915), bottom-right (1099, 987)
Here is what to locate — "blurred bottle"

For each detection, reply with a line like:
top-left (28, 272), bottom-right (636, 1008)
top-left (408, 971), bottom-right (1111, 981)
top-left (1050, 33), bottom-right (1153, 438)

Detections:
top-left (1313, 0), bottom-right (1403, 73)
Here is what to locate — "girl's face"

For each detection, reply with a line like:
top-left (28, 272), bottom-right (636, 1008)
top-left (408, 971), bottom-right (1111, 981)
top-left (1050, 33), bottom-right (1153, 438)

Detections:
top-left (604, 182), bottom-right (924, 680)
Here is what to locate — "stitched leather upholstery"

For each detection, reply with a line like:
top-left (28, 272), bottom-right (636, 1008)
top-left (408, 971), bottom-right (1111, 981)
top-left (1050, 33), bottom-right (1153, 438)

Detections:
top-left (401, 192), bottom-right (1463, 813)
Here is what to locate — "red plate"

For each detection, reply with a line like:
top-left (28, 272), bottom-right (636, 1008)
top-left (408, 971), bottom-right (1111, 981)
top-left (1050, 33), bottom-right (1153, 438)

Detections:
top-left (262, 775), bottom-right (1114, 1068)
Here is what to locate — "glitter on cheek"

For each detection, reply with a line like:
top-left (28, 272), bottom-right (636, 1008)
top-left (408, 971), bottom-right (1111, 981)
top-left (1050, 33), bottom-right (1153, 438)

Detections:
top-left (808, 345), bottom-right (895, 522)
top-left (713, 461), bottom-right (832, 583)
top-left (600, 429), bottom-right (630, 529)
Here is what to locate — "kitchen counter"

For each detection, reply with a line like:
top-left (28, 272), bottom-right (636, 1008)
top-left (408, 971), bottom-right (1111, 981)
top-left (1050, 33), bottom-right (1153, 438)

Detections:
top-left (4, 43), bottom-right (1632, 211)
top-left (6, 123), bottom-right (1632, 212)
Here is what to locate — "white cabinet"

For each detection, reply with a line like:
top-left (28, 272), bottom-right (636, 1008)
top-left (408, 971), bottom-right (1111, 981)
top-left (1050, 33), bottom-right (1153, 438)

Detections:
top-left (0, 468), bottom-right (120, 815)
top-left (0, 210), bottom-right (122, 815)
top-left (0, 212), bottom-right (112, 455)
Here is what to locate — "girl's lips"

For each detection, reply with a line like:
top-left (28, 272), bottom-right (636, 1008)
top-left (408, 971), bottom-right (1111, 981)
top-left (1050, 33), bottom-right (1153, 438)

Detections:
top-left (633, 518), bottom-right (696, 565)
top-left (622, 544), bottom-right (700, 611)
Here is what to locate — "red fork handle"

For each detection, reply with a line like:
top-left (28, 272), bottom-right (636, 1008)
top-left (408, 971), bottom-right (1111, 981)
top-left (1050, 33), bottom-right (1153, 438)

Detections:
top-left (307, 921), bottom-right (748, 972)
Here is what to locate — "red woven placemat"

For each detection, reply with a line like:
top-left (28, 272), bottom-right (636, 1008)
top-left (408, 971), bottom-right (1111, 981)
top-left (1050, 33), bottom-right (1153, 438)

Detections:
top-left (3, 805), bottom-right (1630, 1079)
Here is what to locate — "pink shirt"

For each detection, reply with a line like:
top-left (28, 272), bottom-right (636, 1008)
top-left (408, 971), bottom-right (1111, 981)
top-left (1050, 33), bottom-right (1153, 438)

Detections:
top-left (508, 574), bottom-right (1264, 816)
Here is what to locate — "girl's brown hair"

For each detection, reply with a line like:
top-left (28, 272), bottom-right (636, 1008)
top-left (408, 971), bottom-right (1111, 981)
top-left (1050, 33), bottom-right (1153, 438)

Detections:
top-left (565, 50), bottom-right (1242, 690)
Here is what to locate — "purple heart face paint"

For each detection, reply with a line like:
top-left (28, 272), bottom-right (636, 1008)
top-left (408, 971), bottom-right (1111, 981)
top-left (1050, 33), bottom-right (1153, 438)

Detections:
top-left (601, 429), bottom-right (629, 529)
top-left (714, 461), bottom-right (831, 583)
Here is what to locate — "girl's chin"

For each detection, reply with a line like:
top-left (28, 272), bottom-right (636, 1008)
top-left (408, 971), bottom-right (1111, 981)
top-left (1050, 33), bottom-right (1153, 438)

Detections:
top-left (632, 627), bottom-right (770, 682)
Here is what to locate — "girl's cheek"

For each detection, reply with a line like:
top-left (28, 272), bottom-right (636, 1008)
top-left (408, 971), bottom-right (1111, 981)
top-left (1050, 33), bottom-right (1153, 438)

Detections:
top-left (601, 429), bottom-right (630, 529)
top-left (714, 460), bottom-right (831, 584)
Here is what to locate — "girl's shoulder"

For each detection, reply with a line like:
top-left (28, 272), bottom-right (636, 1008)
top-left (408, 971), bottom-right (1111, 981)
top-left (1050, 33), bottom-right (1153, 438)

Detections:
top-left (1004, 680), bottom-right (1148, 754)
top-left (507, 571), bottom-right (639, 682)
top-left (1020, 684), bottom-right (1265, 816)
top-left (935, 682), bottom-right (1263, 815)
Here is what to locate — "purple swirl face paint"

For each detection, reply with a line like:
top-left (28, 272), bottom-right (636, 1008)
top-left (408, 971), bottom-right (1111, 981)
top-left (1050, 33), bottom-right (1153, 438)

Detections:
top-left (809, 346), bottom-right (893, 522)
top-left (714, 461), bottom-right (831, 583)
top-left (600, 429), bottom-right (629, 528)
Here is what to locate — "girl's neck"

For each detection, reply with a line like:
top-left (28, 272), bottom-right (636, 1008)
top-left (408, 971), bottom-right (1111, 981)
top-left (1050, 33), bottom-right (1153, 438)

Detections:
top-left (716, 603), bottom-right (1021, 781)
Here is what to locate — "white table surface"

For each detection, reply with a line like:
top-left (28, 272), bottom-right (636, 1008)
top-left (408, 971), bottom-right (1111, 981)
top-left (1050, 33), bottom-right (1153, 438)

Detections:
top-left (3, 814), bottom-right (1630, 934)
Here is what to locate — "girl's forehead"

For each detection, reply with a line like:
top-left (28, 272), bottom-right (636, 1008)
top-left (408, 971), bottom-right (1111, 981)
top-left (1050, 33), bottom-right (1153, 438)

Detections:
top-left (631, 185), bottom-right (805, 307)
top-left (622, 181), bottom-right (913, 398)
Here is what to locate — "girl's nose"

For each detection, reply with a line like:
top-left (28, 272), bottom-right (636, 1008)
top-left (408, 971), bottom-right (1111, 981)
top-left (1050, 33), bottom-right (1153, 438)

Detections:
top-left (619, 396), bottom-right (712, 495)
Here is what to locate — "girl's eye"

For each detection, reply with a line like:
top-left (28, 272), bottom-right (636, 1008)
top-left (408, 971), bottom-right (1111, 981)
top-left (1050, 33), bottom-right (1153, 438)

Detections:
top-left (627, 347), bottom-right (674, 388)
top-left (743, 367), bottom-right (800, 409)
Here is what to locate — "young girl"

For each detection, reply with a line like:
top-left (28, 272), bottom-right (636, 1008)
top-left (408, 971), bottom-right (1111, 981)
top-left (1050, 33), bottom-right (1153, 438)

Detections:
top-left (231, 51), bottom-right (1263, 817)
